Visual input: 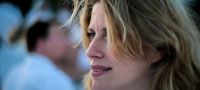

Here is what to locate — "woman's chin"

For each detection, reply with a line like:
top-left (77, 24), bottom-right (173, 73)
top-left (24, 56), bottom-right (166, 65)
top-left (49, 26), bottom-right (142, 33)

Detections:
top-left (92, 77), bottom-right (112, 90)
top-left (92, 83), bottom-right (111, 90)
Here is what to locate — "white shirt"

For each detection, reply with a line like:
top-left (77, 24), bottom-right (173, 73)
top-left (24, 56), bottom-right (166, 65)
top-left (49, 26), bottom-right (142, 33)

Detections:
top-left (2, 53), bottom-right (76, 90)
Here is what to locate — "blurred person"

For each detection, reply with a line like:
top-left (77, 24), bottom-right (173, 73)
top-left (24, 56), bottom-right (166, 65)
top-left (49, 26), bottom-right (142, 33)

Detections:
top-left (56, 0), bottom-right (72, 24)
top-left (25, 0), bottom-right (54, 29)
top-left (69, 23), bottom-right (90, 73)
top-left (0, 2), bottom-right (23, 44)
top-left (55, 24), bottom-right (89, 90)
top-left (0, 2), bottom-right (27, 88)
top-left (0, 0), bottom-right (33, 17)
top-left (69, 0), bottom-right (200, 90)
top-left (56, 1), bottom-right (89, 89)
top-left (2, 21), bottom-right (75, 90)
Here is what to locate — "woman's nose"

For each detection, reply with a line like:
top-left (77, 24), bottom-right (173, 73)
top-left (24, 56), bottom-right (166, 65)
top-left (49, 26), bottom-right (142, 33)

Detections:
top-left (86, 39), bottom-right (104, 59)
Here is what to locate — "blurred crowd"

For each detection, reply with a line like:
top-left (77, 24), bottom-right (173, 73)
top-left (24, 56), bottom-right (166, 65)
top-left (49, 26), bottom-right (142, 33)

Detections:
top-left (0, 0), bottom-right (89, 90)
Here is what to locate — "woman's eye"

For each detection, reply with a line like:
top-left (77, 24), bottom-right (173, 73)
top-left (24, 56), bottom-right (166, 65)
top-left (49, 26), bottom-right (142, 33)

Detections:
top-left (87, 31), bottom-right (96, 40)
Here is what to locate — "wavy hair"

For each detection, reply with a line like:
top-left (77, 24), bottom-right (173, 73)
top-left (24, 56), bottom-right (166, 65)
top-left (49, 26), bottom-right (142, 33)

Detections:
top-left (69, 0), bottom-right (200, 90)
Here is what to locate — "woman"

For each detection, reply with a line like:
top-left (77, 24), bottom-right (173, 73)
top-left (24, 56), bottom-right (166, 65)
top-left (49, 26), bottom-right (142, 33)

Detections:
top-left (69, 0), bottom-right (200, 90)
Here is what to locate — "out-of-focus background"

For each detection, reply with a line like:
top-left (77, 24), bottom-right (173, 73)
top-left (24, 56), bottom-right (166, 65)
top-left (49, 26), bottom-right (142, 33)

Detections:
top-left (0, 0), bottom-right (199, 90)
top-left (0, 0), bottom-right (89, 90)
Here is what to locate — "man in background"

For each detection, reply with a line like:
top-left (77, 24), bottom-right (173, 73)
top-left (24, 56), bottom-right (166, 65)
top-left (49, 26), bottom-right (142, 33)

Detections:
top-left (2, 21), bottom-right (75, 90)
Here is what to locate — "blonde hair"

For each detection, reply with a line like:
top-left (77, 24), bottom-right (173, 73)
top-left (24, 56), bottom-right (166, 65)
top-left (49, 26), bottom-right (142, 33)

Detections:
top-left (70, 0), bottom-right (200, 90)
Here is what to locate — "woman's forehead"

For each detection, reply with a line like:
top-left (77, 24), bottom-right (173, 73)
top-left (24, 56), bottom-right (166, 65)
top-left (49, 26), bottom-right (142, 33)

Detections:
top-left (91, 3), bottom-right (104, 16)
top-left (89, 3), bottom-right (106, 30)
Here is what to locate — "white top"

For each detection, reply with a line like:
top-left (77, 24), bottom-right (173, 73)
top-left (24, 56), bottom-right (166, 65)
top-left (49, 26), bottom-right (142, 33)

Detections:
top-left (2, 53), bottom-right (76, 90)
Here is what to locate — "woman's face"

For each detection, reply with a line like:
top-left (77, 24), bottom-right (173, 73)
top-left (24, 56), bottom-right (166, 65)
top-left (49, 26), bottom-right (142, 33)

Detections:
top-left (86, 3), bottom-right (161, 90)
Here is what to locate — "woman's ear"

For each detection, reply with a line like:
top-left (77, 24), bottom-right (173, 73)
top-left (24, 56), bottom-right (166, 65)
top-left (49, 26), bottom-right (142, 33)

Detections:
top-left (147, 49), bottom-right (164, 63)
top-left (152, 51), bottom-right (164, 63)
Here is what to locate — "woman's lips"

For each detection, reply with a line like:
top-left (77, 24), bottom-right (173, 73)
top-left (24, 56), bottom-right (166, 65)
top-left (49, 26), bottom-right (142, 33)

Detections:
top-left (91, 65), bottom-right (112, 77)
